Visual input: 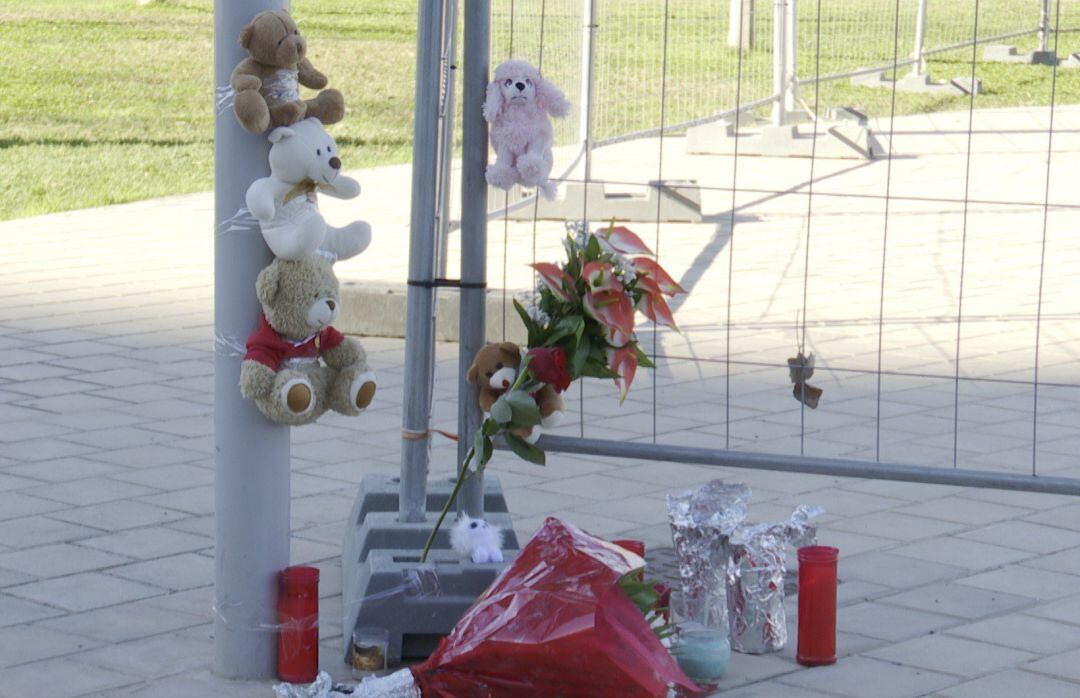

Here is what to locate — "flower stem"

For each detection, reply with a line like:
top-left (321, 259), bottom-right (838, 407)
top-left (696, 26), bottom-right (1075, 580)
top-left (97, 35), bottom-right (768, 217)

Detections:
top-left (419, 448), bottom-right (474, 563)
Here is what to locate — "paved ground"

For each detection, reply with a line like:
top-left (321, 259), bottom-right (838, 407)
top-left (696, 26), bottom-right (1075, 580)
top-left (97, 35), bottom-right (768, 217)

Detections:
top-left (1, 107), bottom-right (1079, 697)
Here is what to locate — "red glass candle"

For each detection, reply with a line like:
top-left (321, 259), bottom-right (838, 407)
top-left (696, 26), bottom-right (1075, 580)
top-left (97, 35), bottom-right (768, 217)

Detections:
top-left (278, 566), bottom-right (320, 683)
top-left (797, 546), bottom-right (839, 667)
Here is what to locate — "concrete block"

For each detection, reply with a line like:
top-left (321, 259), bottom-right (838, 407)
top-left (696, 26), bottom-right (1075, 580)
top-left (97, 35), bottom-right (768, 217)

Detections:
top-left (984, 44), bottom-right (1057, 66)
top-left (504, 179), bottom-right (703, 223)
top-left (341, 474), bottom-right (521, 665)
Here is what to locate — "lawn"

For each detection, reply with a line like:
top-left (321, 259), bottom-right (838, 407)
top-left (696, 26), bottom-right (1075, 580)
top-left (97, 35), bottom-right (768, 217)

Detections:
top-left (1, 0), bottom-right (1077, 221)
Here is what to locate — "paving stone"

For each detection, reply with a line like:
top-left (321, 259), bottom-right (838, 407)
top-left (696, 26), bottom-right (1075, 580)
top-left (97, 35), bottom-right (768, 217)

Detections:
top-left (0, 491), bottom-right (69, 520)
top-left (0, 437), bottom-right (100, 463)
top-left (0, 419), bottom-right (74, 443)
top-left (957, 520), bottom-right (1080, 554)
top-left (866, 633), bottom-right (1037, 678)
top-left (1023, 646), bottom-right (1080, 682)
top-left (897, 496), bottom-right (1030, 525)
top-left (85, 444), bottom-right (198, 468)
top-left (36, 599), bottom-right (206, 644)
top-left (9, 572), bottom-right (164, 612)
top-left (956, 564), bottom-right (1080, 601)
top-left (139, 486), bottom-right (214, 516)
top-left (49, 500), bottom-right (189, 532)
top-left (61, 426), bottom-right (172, 450)
top-left (838, 601), bottom-right (958, 642)
top-left (0, 623), bottom-right (101, 668)
top-left (878, 581), bottom-right (1035, 620)
top-left (109, 553), bottom-right (213, 593)
top-left (532, 473), bottom-right (661, 500)
top-left (890, 536), bottom-right (1033, 570)
top-left (839, 551), bottom-right (967, 589)
top-left (74, 632), bottom-right (210, 680)
top-left (0, 543), bottom-right (130, 579)
top-left (935, 668), bottom-right (1080, 698)
top-left (0, 592), bottom-right (65, 627)
top-left (102, 671), bottom-right (270, 698)
top-left (946, 613), bottom-right (1080, 654)
top-left (3, 377), bottom-right (100, 398)
top-left (776, 656), bottom-right (958, 697)
top-left (1024, 503), bottom-right (1080, 532)
top-left (828, 510), bottom-right (968, 542)
top-left (107, 463), bottom-right (214, 491)
top-left (79, 527), bottom-right (211, 560)
top-left (24, 477), bottom-right (159, 506)
top-left (1026, 596), bottom-right (1080, 627)
top-left (0, 657), bottom-right (137, 698)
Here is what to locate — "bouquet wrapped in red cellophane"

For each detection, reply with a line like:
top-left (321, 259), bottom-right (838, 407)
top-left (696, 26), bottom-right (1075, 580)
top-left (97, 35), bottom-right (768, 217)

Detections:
top-left (402, 518), bottom-right (701, 697)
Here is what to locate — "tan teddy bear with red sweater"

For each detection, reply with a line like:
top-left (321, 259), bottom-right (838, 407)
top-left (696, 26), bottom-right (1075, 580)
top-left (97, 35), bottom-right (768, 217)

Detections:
top-left (467, 342), bottom-right (564, 441)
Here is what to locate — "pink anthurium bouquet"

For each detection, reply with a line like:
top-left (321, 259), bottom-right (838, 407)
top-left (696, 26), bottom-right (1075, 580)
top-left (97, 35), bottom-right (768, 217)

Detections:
top-left (420, 221), bottom-right (685, 561)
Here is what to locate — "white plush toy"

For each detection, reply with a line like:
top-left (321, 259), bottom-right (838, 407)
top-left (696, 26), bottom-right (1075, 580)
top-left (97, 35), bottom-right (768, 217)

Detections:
top-left (483, 60), bottom-right (570, 200)
top-left (450, 515), bottom-right (504, 564)
top-left (245, 117), bottom-right (372, 262)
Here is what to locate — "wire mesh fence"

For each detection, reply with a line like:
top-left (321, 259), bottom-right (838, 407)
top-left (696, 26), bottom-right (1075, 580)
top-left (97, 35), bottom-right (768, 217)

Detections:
top-left (445, 0), bottom-right (1080, 494)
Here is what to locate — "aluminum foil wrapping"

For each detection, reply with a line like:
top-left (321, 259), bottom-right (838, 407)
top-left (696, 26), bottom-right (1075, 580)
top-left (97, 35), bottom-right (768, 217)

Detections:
top-left (273, 672), bottom-right (356, 698)
top-left (667, 480), bottom-right (751, 632)
top-left (354, 669), bottom-right (422, 698)
top-left (727, 505), bottom-right (823, 654)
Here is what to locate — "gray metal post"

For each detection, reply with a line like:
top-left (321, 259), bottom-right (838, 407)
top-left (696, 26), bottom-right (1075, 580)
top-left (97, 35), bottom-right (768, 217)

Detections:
top-left (784, 0), bottom-right (797, 115)
top-left (213, 0), bottom-right (290, 680)
top-left (1039, 0), bottom-right (1052, 53)
top-left (457, 0), bottom-right (490, 518)
top-left (399, 0), bottom-right (445, 523)
top-left (728, 0), bottom-right (756, 50)
top-left (911, 0), bottom-right (928, 76)
top-left (771, 0), bottom-right (788, 126)
top-left (436, 0), bottom-right (460, 277)
top-left (579, 0), bottom-right (596, 181)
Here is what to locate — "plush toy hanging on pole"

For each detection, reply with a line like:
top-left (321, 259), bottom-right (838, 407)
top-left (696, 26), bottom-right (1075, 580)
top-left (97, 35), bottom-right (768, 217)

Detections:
top-left (240, 256), bottom-right (376, 426)
top-left (483, 60), bottom-right (570, 200)
top-left (230, 9), bottom-right (345, 134)
top-left (245, 118), bottom-right (372, 262)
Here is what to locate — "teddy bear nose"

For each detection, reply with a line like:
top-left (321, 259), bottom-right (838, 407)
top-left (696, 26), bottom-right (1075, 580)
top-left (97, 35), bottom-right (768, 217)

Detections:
top-left (326, 299), bottom-right (336, 311)
top-left (501, 378), bottom-right (510, 388)
top-left (515, 82), bottom-right (525, 91)
top-left (329, 156), bottom-right (341, 170)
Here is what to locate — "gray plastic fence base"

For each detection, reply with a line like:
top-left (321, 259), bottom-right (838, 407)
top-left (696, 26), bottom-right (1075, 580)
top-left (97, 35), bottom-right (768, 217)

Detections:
top-left (504, 180), bottom-right (703, 223)
top-left (851, 69), bottom-right (969, 96)
top-left (983, 44), bottom-right (1058, 66)
top-left (687, 121), bottom-right (884, 160)
top-left (341, 474), bottom-right (520, 667)
top-left (1063, 52), bottom-right (1080, 69)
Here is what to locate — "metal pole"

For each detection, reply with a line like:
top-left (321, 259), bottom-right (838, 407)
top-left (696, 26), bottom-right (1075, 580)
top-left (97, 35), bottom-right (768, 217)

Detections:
top-left (728, 0), bottom-right (756, 50)
top-left (436, 0), bottom-right (460, 277)
top-left (213, 0), bottom-right (290, 680)
top-left (399, 0), bottom-right (445, 523)
top-left (530, 435), bottom-right (1080, 496)
top-left (1039, 0), bottom-right (1051, 53)
top-left (458, 0), bottom-right (490, 518)
top-left (912, 0), bottom-right (928, 76)
top-left (784, 0), bottom-right (797, 116)
top-left (579, 0), bottom-right (596, 181)
top-left (771, 0), bottom-right (787, 126)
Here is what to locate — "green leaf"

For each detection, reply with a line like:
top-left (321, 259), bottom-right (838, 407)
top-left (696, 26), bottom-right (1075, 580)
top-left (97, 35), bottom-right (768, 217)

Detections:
top-left (571, 337), bottom-right (591, 376)
top-left (512, 299), bottom-right (539, 346)
top-left (635, 344), bottom-right (655, 369)
top-left (471, 431), bottom-right (492, 469)
top-left (504, 432), bottom-right (546, 465)
top-left (585, 232), bottom-right (601, 260)
top-left (482, 418), bottom-right (500, 437)
top-left (490, 395), bottom-right (512, 424)
top-left (505, 389), bottom-right (541, 428)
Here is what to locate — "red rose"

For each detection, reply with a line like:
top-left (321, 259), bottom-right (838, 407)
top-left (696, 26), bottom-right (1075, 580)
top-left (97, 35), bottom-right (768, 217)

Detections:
top-left (526, 347), bottom-right (571, 393)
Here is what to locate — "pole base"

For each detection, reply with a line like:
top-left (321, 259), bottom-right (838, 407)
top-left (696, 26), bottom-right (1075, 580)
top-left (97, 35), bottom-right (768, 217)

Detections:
top-left (983, 44), bottom-right (1058, 66)
top-left (341, 474), bottom-right (519, 666)
top-left (851, 69), bottom-right (967, 96)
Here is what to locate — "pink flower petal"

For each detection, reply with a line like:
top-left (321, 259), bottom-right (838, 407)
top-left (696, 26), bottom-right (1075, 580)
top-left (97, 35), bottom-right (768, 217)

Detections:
top-left (598, 226), bottom-right (654, 257)
top-left (584, 290), bottom-right (636, 346)
top-left (530, 262), bottom-right (574, 302)
top-left (583, 261), bottom-right (622, 293)
top-left (637, 291), bottom-right (678, 330)
top-left (608, 346), bottom-right (638, 403)
top-left (632, 257), bottom-right (685, 296)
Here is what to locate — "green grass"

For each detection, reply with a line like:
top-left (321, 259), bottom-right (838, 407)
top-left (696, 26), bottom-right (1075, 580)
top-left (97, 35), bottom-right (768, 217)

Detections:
top-left (1, 0), bottom-right (1078, 220)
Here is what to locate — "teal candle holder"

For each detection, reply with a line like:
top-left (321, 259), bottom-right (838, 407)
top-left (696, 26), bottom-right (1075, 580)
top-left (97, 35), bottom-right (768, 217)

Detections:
top-left (669, 591), bottom-right (731, 685)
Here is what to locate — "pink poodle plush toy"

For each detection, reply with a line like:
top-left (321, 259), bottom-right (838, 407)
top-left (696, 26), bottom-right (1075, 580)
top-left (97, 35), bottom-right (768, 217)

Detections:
top-left (483, 60), bottom-right (570, 200)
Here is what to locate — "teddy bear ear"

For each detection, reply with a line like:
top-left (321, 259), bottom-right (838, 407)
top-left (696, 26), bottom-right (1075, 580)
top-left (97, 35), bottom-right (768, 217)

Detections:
top-left (466, 362), bottom-right (479, 383)
top-left (255, 263), bottom-right (282, 307)
top-left (267, 127), bottom-right (295, 144)
top-left (498, 342), bottom-right (520, 355)
top-left (238, 21), bottom-right (256, 50)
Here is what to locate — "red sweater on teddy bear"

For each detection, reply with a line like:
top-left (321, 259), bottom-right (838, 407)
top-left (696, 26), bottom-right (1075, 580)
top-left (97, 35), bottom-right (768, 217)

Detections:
top-left (244, 314), bottom-right (345, 371)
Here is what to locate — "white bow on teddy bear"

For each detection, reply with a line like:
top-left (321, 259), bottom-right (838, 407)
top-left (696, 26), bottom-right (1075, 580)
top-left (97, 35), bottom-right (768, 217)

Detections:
top-left (483, 60), bottom-right (570, 200)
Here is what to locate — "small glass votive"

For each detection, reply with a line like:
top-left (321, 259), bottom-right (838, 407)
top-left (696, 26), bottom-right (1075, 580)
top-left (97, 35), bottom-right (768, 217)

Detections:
top-left (351, 626), bottom-right (389, 678)
top-left (668, 590), bottom-right (731, 686)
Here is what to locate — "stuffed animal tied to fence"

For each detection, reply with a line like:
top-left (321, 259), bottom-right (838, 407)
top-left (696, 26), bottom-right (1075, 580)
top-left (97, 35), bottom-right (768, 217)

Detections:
top-left (467, 342), bottom-right (564, 443)
top-left (483, 60), bottom-right (570, 200)
top-left (245, 118), bottom-right (371, 262)
top-left (240, 255), bottom-right (376, 426)
top-left (230, 9), bottom-right (345, 134)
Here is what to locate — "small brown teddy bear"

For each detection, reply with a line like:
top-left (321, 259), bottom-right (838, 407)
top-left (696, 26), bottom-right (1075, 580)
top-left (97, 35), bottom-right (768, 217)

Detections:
top-left (230, 9), bottom-right (345, 134)
top-left (467, 342), bottom-right (564, 441)
top-left (240, 255), bottom-right (375, 426)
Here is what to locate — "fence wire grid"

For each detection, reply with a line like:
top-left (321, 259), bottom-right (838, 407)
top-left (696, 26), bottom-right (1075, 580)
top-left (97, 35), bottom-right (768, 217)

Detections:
top-left (440, 0), bottom-right (1080, 494)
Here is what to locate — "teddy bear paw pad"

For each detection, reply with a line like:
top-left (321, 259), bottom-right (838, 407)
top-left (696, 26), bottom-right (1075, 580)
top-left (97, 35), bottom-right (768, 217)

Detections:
top-left (282, 378), bottom-right (315, 415)
top-left (351, 372), bottom-right (378, 410)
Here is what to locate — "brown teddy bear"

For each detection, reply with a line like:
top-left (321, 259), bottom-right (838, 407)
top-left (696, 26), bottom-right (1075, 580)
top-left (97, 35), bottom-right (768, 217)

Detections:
top-left (240, 255), bottom-right (375, 426)
top-left (230, 9), bottom-right (345, 134)
top-left (467, 342), bottom-right (564, 441)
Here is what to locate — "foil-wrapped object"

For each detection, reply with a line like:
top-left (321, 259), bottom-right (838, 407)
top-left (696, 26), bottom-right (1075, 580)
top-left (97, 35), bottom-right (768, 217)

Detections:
top-left (727, 505), bottom-right (823, 654)
top-left (272, 672), bottom-right (356, 698)
top-left (667, 480), bottom-right (751, 634)
top-left (354, 669), bottom-right (422, 698)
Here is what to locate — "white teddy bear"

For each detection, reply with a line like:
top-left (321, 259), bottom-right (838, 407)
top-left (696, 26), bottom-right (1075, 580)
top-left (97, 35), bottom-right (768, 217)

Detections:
top-left (450, 515), bottom-right (504, 564)
top-left (245, 117), bottom-right (372, 262)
